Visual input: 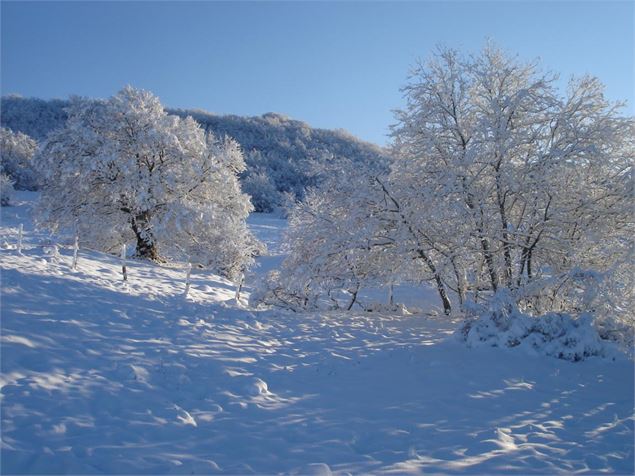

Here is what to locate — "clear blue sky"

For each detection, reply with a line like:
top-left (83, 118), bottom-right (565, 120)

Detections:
top-left (1, 1), bottom-right (633, 145)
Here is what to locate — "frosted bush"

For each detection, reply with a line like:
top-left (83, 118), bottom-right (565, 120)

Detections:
top-left (586, 261), bottom-right (634, 355)
top-left (1, 174), bottom-right (14, 206)
top-left (519, 265), bottom-right (635, 356)
top-left (457, 290), bottom-right (620, 361)
top-left (0, 127), bottom-right (39, 190)
top-left (249, 271), bottom-right (316, 311)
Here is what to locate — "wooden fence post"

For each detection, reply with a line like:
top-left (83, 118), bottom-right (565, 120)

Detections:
top-left (121, 244), bottom-right (128, 282)
top-left (184, 262), bottom-right (192, 298)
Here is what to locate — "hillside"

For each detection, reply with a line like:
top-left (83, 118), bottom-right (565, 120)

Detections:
top-left (0, 95), bottom-right (389, 211)
top-left (1, 192), bottom-right (633, 474)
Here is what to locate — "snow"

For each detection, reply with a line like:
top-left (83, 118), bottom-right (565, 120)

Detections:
top-left (1, 192), bottom-right (633, 474)
top-left (458, 291), bottom-right (622, 362)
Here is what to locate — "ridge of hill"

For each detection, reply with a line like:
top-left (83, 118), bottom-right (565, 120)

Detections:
top-left (0, 95), bottom-right (389, 211)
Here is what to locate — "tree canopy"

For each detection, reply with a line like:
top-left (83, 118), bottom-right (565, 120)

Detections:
top-left (35, 86), bottom-right (260, 279)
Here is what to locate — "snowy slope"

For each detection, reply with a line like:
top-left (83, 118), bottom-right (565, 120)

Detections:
top-left (1, 193), bottom-right (634, 474)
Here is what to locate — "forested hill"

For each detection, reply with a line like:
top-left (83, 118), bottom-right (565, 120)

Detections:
top-left (0, 95), bottom-right (389, 211)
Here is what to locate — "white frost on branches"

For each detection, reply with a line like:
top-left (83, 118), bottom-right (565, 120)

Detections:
top-left (0, 127), bottom-right (39, 190)
top-left (35, 86), bottom-right (260, 279)
top-left (0, 174), bottom-right (15, 206)
top-left (258, 44), bottom-right (633, 354)
top-left (390, 44), bottom-right (633, 326)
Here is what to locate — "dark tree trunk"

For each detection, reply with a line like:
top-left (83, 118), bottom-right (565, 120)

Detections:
top-left (517, 247), bottom-right (528, 288)
top-left (495, 171), bottom-right (513, 288)
top-left (346, 283), bottom-right (360, 311)
top-left (434, 273), bottom-right (453, 316)
top-left (479, 235), bottom-right (499, 292)
top-left (451, 257), bottom-right (465, 308)
top-left (463, 184), bottom-right (498, 292)
top-left (131, 212), bottom-right (159, 261)
top-left (418, 249), bottom-right (452, 315)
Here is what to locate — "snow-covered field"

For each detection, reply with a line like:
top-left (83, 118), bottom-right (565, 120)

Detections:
top-left (1, 193), bottom-right (633, 474)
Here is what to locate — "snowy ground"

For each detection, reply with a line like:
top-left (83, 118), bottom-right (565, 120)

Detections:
top-left (1, 192), bottom-right (633, 474)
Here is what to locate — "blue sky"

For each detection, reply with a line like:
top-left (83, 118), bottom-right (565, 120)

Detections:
top-left (1, 1), bottom-right (633, 145)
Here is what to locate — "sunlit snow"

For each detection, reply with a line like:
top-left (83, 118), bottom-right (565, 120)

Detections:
top-left (1, 192), bottom-right (633, 474)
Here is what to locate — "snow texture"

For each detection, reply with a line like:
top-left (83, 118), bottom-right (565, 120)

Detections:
top-left (1, 192), bottom-right (633, 474)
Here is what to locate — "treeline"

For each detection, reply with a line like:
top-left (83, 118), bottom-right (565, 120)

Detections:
top-left (0, 95), bottom-right (388, 211)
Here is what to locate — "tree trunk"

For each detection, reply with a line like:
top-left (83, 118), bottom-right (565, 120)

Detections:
top-left (374, 177), bottom-right (452, 315)
top-left (495, 171), bottom-right (513, 288)
top-left (517, 247), bottom-right (528, 288)
top-left (463, 184), bottom-right (498, 292)
top-left (433, 274), bottom-right (452, 316)
top-left (480, 235), bottom-right (499, 292)
top-left (418, 249), bottom-right (452, 315)
top-left (131, 212), bottom-right (159, 261)
top-left (346, 284), bottom-right (359, 311)
top-left (451, 257), bottom-right (465, 308)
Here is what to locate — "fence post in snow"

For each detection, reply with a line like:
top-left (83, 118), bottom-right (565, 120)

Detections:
top-left (184, 262), bottom-right (192, 298)
top-left (388, 283), bottom-right (394, 306)
top-left (17, 223), bottom-right (23, 254)
top-left (72, 233), bottom-right (79, 270)
top-left (121, 244), bottom-right (128, 282)
top-left (235, 273), bottom-right (245, 302)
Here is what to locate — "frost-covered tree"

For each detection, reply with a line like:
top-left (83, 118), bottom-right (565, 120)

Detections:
top-left (35, 86), bottom-right (260, 278)
top-left (253, 156), bottom-right (457, 314)
top-left (391, 44), bottom-right (633, 316)
top-left (248, 156), bottom-right (443, 312)
top-left (0, 127), bottom-right (39, 190)
top-left (252, 160), bottom-right (387, 310)
top-left (268, 44), bottom-right (633, 329)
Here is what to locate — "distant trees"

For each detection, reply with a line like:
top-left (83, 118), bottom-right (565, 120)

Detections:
top-left (176, 110), bottom-right (389, 213)
top-left (0, 127), bottom-right (39, 190)
top-left (1, 95), bottom-right (389, 213)
top-left (259, 45), bottom-right (633, 331)
top-left (35, 86), bottom-right (259, 278)
top-left (0, 95), bottom-right (68, 142)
